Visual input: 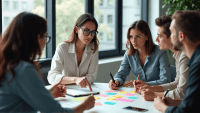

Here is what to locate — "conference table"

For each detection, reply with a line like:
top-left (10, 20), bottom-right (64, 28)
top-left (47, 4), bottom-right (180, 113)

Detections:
top-left (47, 83), bottom-right (161, 113)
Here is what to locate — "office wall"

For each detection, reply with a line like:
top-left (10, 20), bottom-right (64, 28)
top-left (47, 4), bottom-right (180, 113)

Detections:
top-left (96, 0), bottom-right (174, 83)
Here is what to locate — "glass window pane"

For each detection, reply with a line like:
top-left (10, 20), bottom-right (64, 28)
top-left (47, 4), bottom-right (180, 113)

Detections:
top-left (21, 2), bottom-right (27, 11)
top-left (122, 0), bottom-right (141, 50)
top-left (95, 0), bottom-right (116, 51)
top-left (13, 1), bottom-right (19, 10)
top-left (4, 1), bottom-right (10, 10)
top-left (56, 0), bottom-right (85, 47)
top-left (2, 0), bottom-right (45, 58)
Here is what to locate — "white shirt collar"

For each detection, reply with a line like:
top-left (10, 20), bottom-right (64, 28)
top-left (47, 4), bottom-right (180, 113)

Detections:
top-left (68, 42), bottom-right (92, 53)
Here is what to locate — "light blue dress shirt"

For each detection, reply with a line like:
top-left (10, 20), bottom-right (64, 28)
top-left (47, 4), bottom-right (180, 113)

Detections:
top-left (114, 46), bottom-right (171, 86)
top-left (0, 61), bottom-right (75, 113)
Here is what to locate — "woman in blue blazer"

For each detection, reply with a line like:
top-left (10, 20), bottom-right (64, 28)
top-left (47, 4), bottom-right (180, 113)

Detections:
top-left (109, 20), bottom-right (171, 90)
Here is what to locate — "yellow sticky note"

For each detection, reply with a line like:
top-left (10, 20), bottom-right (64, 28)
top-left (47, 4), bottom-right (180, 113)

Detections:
top-left (94, 96), bottom-right (100, 99)
top-left (119, 91), bottom-right (129, 94)
top-left (113, 95), bottom-right (124, 98)
top-left (130, 91), bottom-right (136, 93)
top-left (79, 97), bottom-right (86, 100)
top-left (106, 97), bottom-right (116, 100)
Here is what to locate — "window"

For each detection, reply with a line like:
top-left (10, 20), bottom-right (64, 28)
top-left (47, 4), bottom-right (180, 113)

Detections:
top-left (107, 15), bottom-right (113, 23)
top-left (107, 32), bottom-right (113, 41)
top-left (4, 1), bottom-right (10, 10)
top-left (99, 0), bottom-right (103, 6)
top-left (2, 0), bottom-right (45, 58)
top-left (95, 0), bottom-right (116, 51)
top-left (21, 2), bottom-right (27, 11)
top-left (122, 0), bottom-right (141, 50)
top-left (1, 0), bottom-right (147, 60)
top-left (99, 15), bottom-right (103, 23)
top-left (108, 0), bottom-right (114, 6)
top-left (13, 1), bottom-right (19, 10)
top-left (4, 17), bottom-right (10, 26)
top-left (55, 0), bottom-right (85, 47)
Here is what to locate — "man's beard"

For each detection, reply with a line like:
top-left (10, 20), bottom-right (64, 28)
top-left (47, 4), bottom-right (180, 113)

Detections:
top-left (173, 35), bottom-right (183, 51)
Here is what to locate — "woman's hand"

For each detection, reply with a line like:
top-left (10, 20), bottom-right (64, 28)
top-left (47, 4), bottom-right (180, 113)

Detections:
top-left (109, 80), bottom-right (119, 90)
top-left (122, 80), bottom-right (134, 87)
top-left (49, 81), bottom-right (66, 98)
top-left (75, 77), bottom-right (92, 91)
top-left (133, 80), bottom-right (150, 93)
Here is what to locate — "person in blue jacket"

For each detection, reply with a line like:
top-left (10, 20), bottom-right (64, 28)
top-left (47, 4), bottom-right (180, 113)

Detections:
top-left (109, 20), bottom-right (171, 90)
top-left (0, 12), bottom-right (95, 113)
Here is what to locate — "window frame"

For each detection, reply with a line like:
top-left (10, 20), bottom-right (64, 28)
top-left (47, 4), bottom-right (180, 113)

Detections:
top-left (0, 0), bottom-right (148, 60)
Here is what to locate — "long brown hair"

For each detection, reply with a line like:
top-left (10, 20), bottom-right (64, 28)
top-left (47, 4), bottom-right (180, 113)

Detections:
top-left (0, 12), bottom-right (47, 86)
top-left (65, 13), bottom-right (99, 53)
top-left (126, 20), bottom-right (156, 55)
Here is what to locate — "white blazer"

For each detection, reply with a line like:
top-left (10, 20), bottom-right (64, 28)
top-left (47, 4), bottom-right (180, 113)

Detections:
top-left (47, 42), bottom-right (98, 84)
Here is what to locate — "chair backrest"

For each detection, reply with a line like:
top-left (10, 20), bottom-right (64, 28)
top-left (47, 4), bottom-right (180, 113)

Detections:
top-left (39, 58), bottom-right (52, 85)
top-left (170, 65), bottom-right (176, 82)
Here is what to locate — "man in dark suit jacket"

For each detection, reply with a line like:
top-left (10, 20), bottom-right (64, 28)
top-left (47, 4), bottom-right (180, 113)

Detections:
top-left (154, 10), bottom-right (200, 113)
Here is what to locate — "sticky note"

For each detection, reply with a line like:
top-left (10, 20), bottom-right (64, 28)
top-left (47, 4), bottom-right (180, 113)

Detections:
top-left (113, 95), bottom-right (124, 98)
top-left (79, 97), bottom-right (86, 100)
top-left (105, 102), bottom-right (116, 105)
top-left (125, 93), bottom-right (136, 96)
top-left (130, 91), bottom-right (136, 93)
top-left (106, 97), bottom-right (116, 100)
top-left (71, 98), bottom-right (82, 101)
top-left (94, 96), bottom-right (100, 99)
top-left (119, 91), bottom-right (129, 94)
top-left (98, 94), bottom-right (108, 97)
top-left (95, 102), bottom-right (102, 106)
top-left (106, 93), bottom-right (116, 95)
top-left (116, 98), bottom-right (134, 102)
top-left (105, 90), bottom-right (115, 93)
top-left (128, 97), bottom-right (138, 99)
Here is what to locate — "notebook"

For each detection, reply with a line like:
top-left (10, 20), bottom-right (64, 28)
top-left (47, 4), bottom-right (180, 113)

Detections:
top-left (66, 85), bottom-right (101, 97)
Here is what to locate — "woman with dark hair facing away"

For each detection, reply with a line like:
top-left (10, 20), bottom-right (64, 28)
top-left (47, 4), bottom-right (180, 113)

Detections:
top-left (0, 12), bottom-right (95, 113)
top-left (48, 13), bottom-right (99, 91)
top-left (109, 20), bottom-right (171, 91)
top-left (140, 15), bottom-right (189, 101)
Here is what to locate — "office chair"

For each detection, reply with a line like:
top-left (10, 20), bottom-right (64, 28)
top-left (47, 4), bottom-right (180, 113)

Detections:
top-left (170, 65), bottom-right (176, 82)
top-left (39, 58), bottom-right (52, 85)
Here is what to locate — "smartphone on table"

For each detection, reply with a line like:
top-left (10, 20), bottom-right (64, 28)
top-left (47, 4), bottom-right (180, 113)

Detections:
top-left (123, 106), bottom-right (148, 112)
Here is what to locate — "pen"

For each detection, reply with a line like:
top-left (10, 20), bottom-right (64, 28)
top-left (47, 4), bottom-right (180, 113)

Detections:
top-left (135, 75), bottom-right (140, 85)
top-left (163, 89), bottom-right (170, 98)
top-left (109, 71), bottom-right (116, 85)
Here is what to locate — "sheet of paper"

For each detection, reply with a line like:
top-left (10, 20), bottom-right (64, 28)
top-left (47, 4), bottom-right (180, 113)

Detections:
top-left (66, 85), bottom-right (101, 96)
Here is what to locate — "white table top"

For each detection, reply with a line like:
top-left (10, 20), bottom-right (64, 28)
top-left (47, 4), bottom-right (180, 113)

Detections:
top-left (50, 83), bottom-right (161, 113)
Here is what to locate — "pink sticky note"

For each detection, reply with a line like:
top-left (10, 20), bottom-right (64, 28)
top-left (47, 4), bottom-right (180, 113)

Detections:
top-left (95, 102), bottom-right (103, 106)
top-left (125, 93), bottom-right (136, 96)
top-left (98, 94), bottom-right (108, 97)
top-left (116, 98), bottom-right (134, 102)
top-left (105, 90), bottom-right (115, 93)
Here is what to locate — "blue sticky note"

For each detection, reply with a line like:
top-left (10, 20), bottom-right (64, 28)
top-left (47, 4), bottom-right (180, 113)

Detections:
top-left (105, 102), bottom-right (116, 105)
top-left (128, 97), bottom-right (138, 99)
top-left (106, 93), bottom-right (116, 95)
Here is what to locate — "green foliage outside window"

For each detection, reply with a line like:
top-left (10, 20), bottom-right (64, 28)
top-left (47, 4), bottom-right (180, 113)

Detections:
top-left (162, 0), bottom-right (200, 55)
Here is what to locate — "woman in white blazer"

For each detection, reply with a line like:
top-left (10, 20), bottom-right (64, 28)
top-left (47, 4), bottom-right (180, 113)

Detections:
top-left (48, 13), bottom-right (99, 91)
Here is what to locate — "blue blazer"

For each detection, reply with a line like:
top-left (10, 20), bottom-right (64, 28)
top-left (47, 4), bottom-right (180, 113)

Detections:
top-left (114, 46), bottom-right (171, 86)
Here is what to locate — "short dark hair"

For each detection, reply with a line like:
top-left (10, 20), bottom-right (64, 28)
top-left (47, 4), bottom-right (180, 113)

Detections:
top-left (172, 10), bottom-right (200, 42)
top-left (126, 20), bottom-right (156, 55)
top-left (65, 13), bottom-right (99, 53)
top-left (155, 15), bottom-right (172, 38)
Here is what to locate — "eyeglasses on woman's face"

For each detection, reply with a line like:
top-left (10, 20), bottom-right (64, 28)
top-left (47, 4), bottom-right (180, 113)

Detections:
top-left (43, 36), bottom-right (51, 44)
top-left (79, 27), bottom-right (98, 37)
